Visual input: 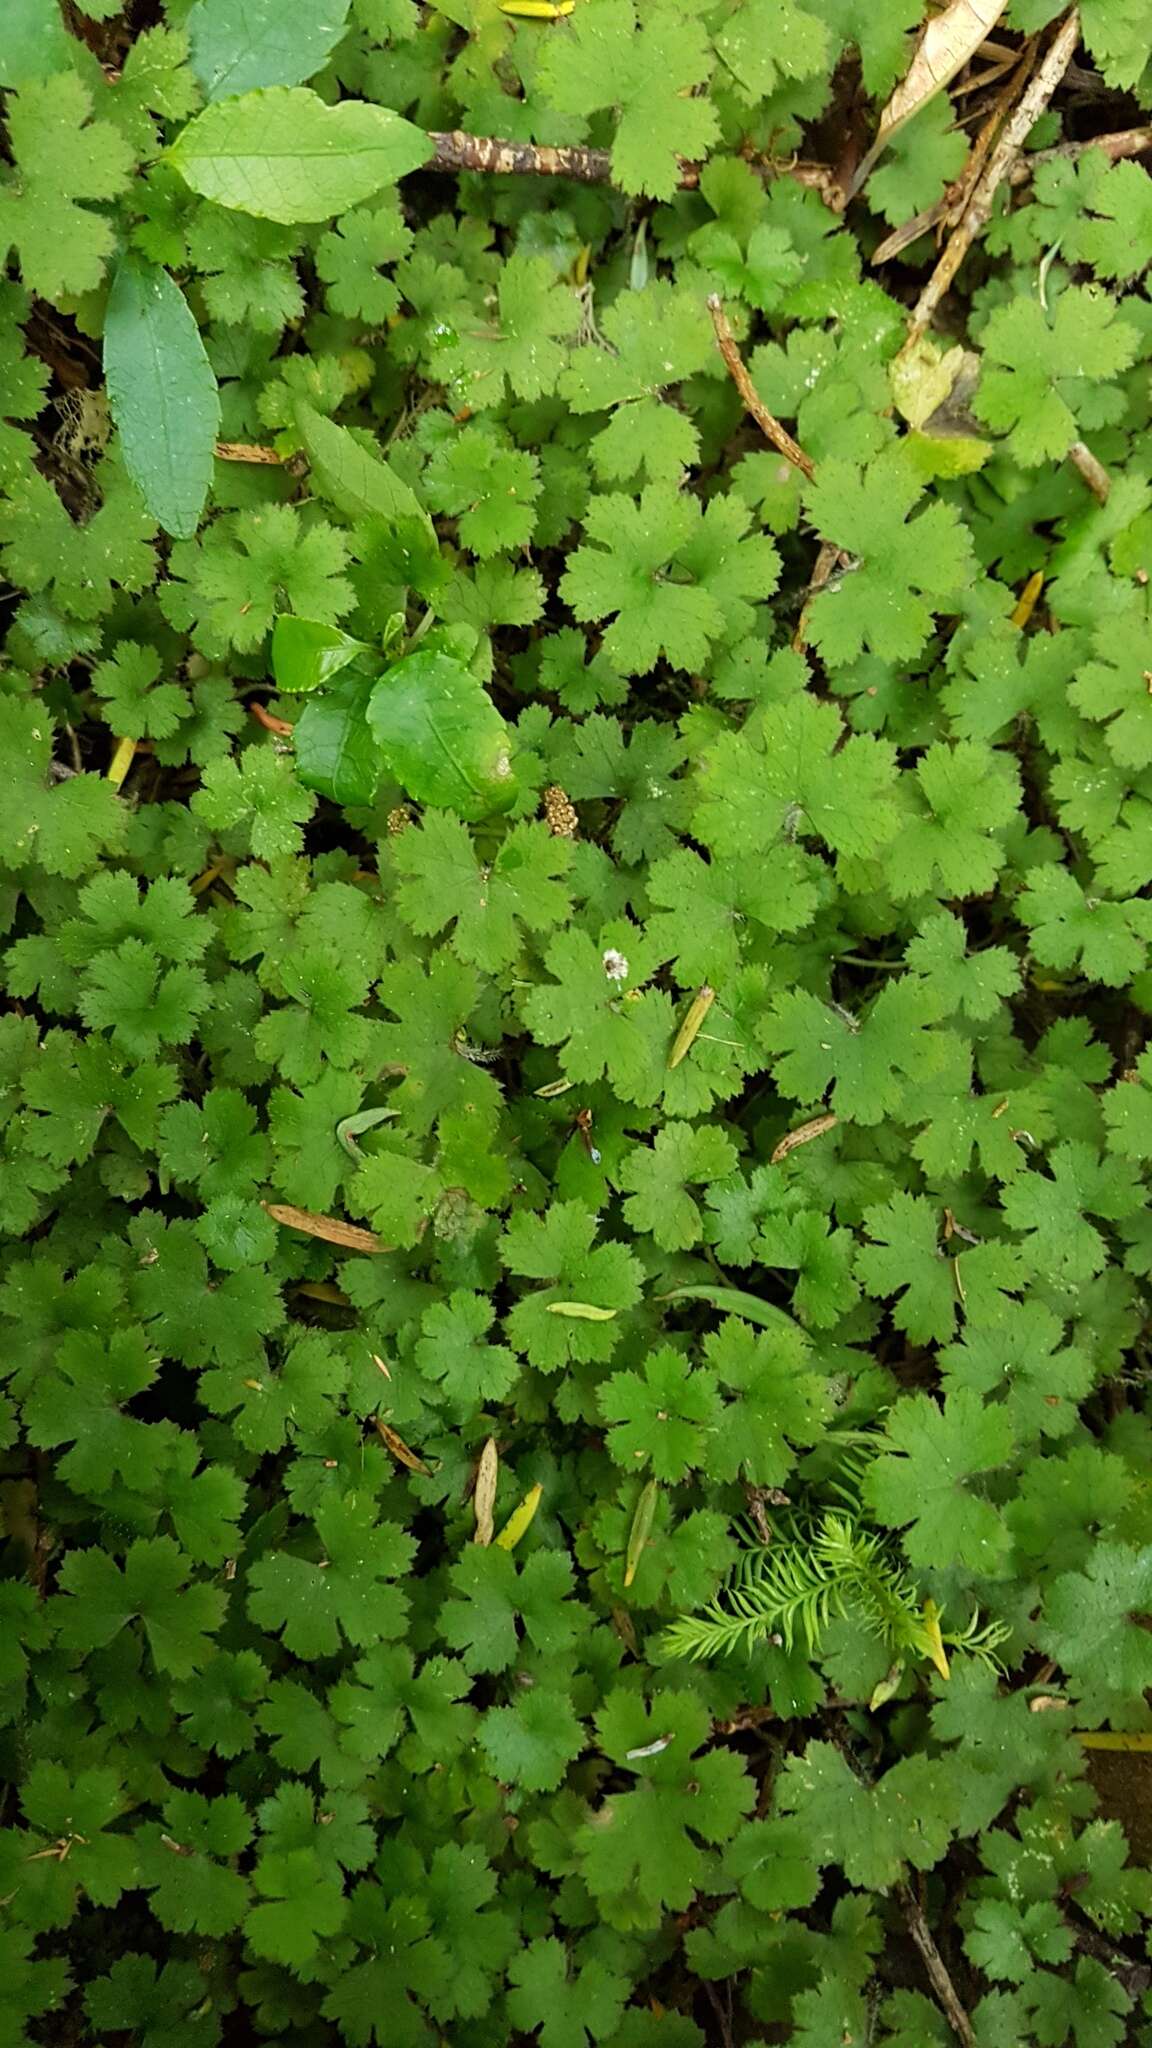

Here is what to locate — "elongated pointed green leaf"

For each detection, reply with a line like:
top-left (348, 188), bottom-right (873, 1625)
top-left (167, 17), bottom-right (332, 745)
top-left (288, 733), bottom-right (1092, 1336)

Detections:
top-left (367, 651), bottom-right (517, 821)
top-left (294, 671), bottom-right (382, 806)
top-left (272, 616), bottom-right (371, 694)
top-left (187, 0), bottom-right (352, 102)
top-left (297, 403), bottom-right (434, 534)
top-left (103, 256), bottom-right (220, 541)
top-left (659, 1284), bottom-right (803, 1338)
top-left (168, 85), bottom-right (430, 222)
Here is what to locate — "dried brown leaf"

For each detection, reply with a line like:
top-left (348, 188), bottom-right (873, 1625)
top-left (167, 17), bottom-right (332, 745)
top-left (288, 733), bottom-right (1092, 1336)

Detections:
top-left (262, 1201), bottom-right (389, 1254)
top-left (473, 1437), bottom-right (499, 1546)
top-left (770, 1114), bottom-right (839, 1165)
top-left (376, 1419), bottom-right (431, 1476)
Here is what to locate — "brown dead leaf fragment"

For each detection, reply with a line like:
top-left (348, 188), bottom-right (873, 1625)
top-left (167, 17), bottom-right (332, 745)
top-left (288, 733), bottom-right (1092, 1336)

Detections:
top-left (215, 441), bottom-right (283, 464)
top-left (262, 1201), bottom-right (389, 1254)
top-left (375, 1420), bottom-right (431, 1476)
top-left (850, 0), bottom-right (1010, 199)
top-left (770, 1114), bottom-right (838, 1164)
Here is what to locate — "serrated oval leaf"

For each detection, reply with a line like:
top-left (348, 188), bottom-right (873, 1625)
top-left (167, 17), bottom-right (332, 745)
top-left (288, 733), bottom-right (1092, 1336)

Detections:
top-left (272, 616), bottom-right (370, 694)
top-left (3, 0), bottom-right (76, 85)
top-left (187, 0), bottom-right (352, 102)
top-left (294, 671), bottom-right (382, 807)
top-left (103, 256), bottom-right (220, 541)
top-left (168, 86), bottom-right (430, 223)
top-left (367, 651), bottom-right (517, 821)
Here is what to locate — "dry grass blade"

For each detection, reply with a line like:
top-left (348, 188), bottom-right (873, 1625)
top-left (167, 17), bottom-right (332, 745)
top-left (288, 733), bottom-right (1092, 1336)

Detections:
top-left (847, 0), bottom-right (1009, 201)
top-left (905, 8), bottom-right (1081, 345)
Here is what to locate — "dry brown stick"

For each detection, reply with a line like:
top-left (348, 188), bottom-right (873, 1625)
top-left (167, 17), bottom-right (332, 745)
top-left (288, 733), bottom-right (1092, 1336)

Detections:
top-left (873, 38), bottom-right (1034, 265)
top-left (874, 102), bottom-right (1150, 265)
top-left (792, 540), bottom-right (851, 652)
top-left (428, 129), bottom-right (621, 185)
top-left (706, 295), bottom-right (815, 479)
top-left (426, 129), bottom-right (840, 203)
top-left (905, 7), bottom-right (1081, 344)
top-left (897, 1883), bottom-right (978, 2048)
top-left (1008, 120), bottom-right (1152, 180)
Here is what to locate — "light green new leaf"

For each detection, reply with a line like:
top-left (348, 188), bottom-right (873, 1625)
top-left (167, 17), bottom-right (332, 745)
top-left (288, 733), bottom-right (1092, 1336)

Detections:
top-left (272, 615), bottom-right (371, 694)
top-left (187, 0), bottom-right (352, 102)
top-left (103, 256), bottom-right (220, 542)
top-left (168, 86), bottom-right (430, 222)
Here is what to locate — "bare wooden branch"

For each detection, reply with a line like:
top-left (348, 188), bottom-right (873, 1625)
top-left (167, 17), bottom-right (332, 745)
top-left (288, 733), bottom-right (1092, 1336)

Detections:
top-left (905, 8), bottom-right (1081, 344)
top-left (1009, 120), bottom-right (1152, 181)
top-left (706, 295), bottom-right (815, 479)
top-left (429, 129), bottom-right (629, 186)
top-left (425, 115), bottom-right (1152, 220)
top-left (897, 1883), bottom-right (978, 2048)
top-left (426, 129), bottom-right (840, 202)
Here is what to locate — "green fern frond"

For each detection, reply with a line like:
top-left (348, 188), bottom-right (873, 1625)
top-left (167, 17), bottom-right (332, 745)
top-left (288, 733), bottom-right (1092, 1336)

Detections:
top-left (942, 1609), bottom-right (1012, 1669)
top-left (663, 1505), bottom-right (1007, 1682)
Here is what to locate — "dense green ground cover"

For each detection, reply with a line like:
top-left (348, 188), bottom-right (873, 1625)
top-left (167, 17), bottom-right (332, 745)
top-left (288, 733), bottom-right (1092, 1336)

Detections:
top-left (4, 0), bottom-right (1152, 2040)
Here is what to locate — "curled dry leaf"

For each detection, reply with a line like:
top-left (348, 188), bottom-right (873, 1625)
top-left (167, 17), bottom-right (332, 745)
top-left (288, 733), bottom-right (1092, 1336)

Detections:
top-left (472, 1436), bottom-right (499, 1546)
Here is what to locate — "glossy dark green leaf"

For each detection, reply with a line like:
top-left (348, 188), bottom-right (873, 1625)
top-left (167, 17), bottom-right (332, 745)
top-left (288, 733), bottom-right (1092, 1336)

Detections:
top-left (103, 256), bottom-right (220, 541)
top-left (367, 651), bottom-right (517, 821)
top-left (271, 616), bottom-right (371, 694)
top-left (293, 671), bottom-right (381, 807)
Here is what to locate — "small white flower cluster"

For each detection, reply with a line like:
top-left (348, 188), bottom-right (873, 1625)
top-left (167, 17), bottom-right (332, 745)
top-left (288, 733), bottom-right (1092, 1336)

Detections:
top-left (602, 948), bottom-right (629, 982)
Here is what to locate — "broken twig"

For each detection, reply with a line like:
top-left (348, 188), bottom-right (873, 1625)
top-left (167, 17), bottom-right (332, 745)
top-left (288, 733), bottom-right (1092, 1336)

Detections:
top-left (905, 9), bottom-right (1081, 345)
top-left (897, 1882), bottom-right (978, 2048)
top-left (706, 296), bottom-right (814, 479)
